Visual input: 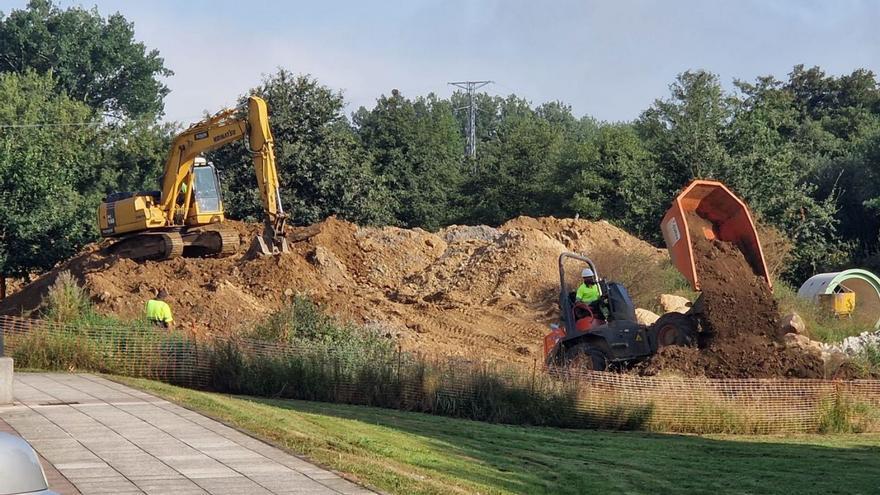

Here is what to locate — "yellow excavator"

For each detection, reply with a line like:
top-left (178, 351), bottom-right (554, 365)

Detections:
top-left (97, 96), bottom-right (289, 260)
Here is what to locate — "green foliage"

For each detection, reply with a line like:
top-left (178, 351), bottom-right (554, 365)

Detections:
top-left (248, 296), bottom-right (392, 355)
top-left (11, 327), bottom-right (106, 372)
top-left (631, 68), bottom-right (869, 280)
top-left (562, 124), bottom-right (667, 240)
top-left (458, 97), bottom-right (567, 225)
top-left (849, 344), bottom-right (880, 377)
top-left (638, 70), bottom-right (732, 183)
top-left (11, 290), bottom-right (880, 436)
top-left (43, 270), bottom-right (91, 323)
top-left (818, 391), bottom-right (880, 434)
top-left (354, 91), bottom-right (465, 230)
top-left (0, 71), bottom-right (104, 279)
top-left (773, 282), bottom-right (867, 344)
top-left (0, 0), bottom-right (172, 119)
top-left (212, 70), bottom-right (391, 226)
top-left (0, 4), bottom-right (169, 281)
top-left (99, 120), bottom-right (172, 194)
top-left (5, 35), bottom-right (880, 296)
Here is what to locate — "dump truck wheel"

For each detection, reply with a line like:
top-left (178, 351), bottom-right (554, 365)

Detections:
top-left (652, 312), bottom-right (697, 348)
top-left (564, 343), bottom-right (608, 371)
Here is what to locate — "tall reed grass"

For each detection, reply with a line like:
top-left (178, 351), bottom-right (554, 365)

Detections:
top-left (5, 279), bottom-right (879, 434)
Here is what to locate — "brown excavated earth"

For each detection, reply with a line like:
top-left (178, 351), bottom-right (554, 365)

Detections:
top-left (0, 216), bottom-right (664, 365)
top-left (642, 213), bottom-right (824, 378)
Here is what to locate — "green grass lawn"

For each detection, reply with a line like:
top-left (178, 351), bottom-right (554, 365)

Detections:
top-left (117, 377), bottom-right (880, 495)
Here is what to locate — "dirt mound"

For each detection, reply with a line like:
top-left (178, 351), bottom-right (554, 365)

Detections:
top-left (642, 213), bottom-right (823, 378)
top-left (0, 216), bottom-right (664, 364)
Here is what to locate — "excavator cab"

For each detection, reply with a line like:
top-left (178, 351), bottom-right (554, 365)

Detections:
top-left (186, 159), bottom-right (224, 222)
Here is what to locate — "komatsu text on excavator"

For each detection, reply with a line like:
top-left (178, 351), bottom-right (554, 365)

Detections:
top-left (97, 96), bottom-right (289, 260)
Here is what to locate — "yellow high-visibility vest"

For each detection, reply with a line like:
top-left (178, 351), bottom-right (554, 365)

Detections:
top-left (145, 299), bottom-right (173, 323)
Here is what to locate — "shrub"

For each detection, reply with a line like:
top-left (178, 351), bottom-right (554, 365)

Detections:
top-left (10, 291), bottom-right (880, 435)
top-left (818, 389), bottom-right (880, 433)
top-left (43, 271), bottom-right (92, 323)
top-left (10, 327), bottom-right (105, 372)
top-left (248, 296), bottom-right (393, 355)
top-left (852, 344), bottom-right (880, 377)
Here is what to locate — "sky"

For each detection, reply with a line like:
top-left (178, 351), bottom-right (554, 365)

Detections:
top-left (9, 0), bottom-right (880, 124)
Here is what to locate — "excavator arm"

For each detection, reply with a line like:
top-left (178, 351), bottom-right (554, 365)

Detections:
top-left (245, 97), bottom-right (288, 255)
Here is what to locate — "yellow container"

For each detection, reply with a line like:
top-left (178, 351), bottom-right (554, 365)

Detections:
top-left (818, 292), bottom-right (856, 317)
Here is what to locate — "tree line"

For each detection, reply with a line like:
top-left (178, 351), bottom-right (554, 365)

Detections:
top-left (2, 0), bottom-right (880, 292)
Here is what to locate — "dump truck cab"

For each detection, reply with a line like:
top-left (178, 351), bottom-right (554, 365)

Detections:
top-left (544, 252), bottom-right (655, 370)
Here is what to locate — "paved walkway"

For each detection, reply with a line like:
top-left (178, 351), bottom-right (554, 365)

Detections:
top-left (0, 373), bottom-right (374, 495)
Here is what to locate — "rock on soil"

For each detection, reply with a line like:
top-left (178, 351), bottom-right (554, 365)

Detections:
top-left (635, 308), bottom-right (660, 325)
top-left (3, 212), bottom-right (835, 379)
top-left (659, 294), bottom-right (691, 314)
top-left (830, 330), bottom-right (880, 356)
top-left (0, 216), bottom-right (664, 365)
top-left (779, 312), bottom-right (806, 335)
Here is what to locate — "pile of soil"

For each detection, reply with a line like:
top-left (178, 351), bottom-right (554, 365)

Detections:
top-left (642, 213), bottom-right (824, 378)
top-left (2, 212), bottom-right (828, 378)
top-left (0, 216), bottom-right (663, 365)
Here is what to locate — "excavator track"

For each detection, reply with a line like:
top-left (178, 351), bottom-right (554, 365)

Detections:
top-left (108, 231), bottom-right (185, 261)
top-left (161, 232), bottom-right (185, 259)
top-left (217, 229), bottom-right (240, 256)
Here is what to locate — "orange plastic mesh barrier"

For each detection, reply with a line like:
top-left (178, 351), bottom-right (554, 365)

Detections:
top-left (2, 315), bottom-right (878, 434)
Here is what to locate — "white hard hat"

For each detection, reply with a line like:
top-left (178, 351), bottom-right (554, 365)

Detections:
top-left (581, 268), bottom-right (595, 278)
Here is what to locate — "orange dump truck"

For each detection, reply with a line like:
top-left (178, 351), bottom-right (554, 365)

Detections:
top-left (542, 179), bottom-right (771, 370)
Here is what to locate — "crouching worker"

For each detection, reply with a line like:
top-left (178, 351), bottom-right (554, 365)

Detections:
top-left (145, 289), bottom-right (174, 329)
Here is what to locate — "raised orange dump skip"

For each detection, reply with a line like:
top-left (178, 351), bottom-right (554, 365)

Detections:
top-left (661, 180), bottom-right (771, 291)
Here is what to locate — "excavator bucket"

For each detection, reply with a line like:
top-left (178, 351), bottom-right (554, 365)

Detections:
top-left (244, 220), bottom-right (290, 259)
top-left (661, 180), bottom-right (771, 291)
top-left (245, 233), bottom-right (290, 259)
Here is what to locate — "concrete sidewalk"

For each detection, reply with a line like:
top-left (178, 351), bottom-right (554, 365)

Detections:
top-left (0, 373), bottom-right (374, 495)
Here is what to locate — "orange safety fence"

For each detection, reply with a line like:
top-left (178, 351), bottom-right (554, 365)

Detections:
top-left (2, 315), bottom-right (879, 434)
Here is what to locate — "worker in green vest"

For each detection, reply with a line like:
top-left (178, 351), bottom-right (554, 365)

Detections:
top-left (576, 268), bottom-right (606, 320)
top-left (145, 289), bottom-right (174, 329)
top-left (576, 268), bottom-right (601, 304)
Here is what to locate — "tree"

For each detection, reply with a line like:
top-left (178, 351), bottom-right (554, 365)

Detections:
top-left (572, 124), bottom-right (667, 240)
top-left (210, 70), bottom-right (391, 226)
top-left (0, 71), bottom-right (106, 296)
top-left (460, 101), bottom-right (563, 225)
top-left (99, 121), bottom-right (173, 195)
top-left (0, 0), bottom-right (172, 119)
top-left (637, 70), bottom-right (732, 183)
top-left (355, 90), bottom-right (464, 230)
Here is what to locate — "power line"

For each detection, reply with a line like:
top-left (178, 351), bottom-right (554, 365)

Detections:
top-left (448, 80), bottom-right (493, 160)
top-left (0, 121), bottom-right (105, 129)
top-left (0, 117), bottom-right (162, 129)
